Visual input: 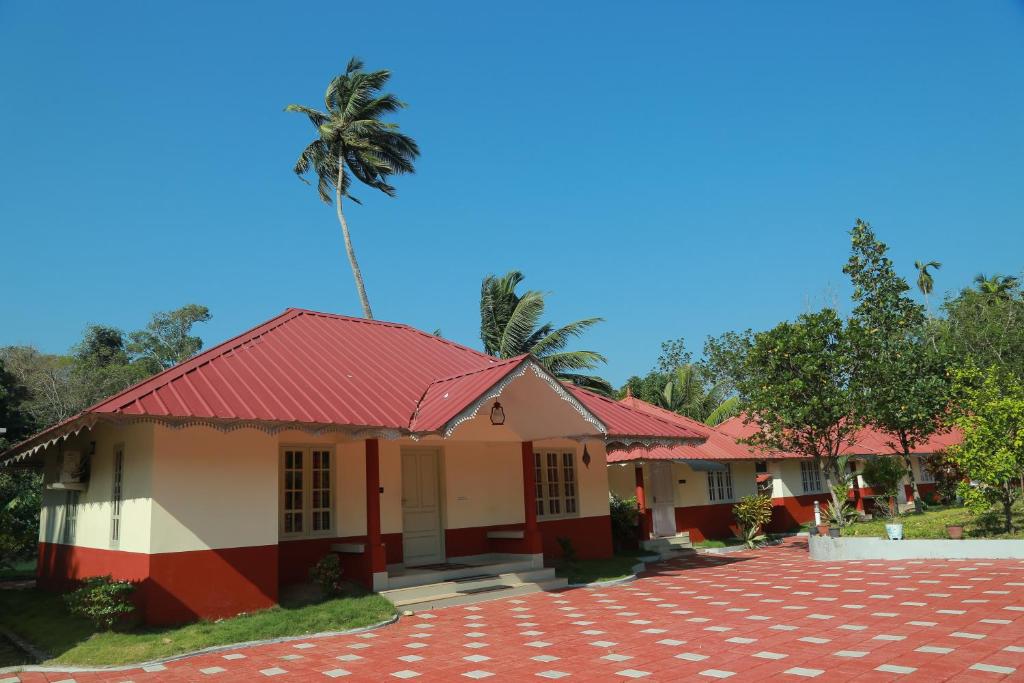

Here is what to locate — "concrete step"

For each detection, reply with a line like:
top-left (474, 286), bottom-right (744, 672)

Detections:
top-left (383, 573), bottom-right (568, 612)
top-left (382, 568), bottom-right (558, 603)
top-left (385, 559), bottom-right (538, 590)
top-left (642, 534), bottom-right (693, 551)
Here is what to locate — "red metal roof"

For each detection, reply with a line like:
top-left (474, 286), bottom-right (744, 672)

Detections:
top-left (606, 396), bottom-right (784, 463)
top-left (715, 414), bottom-right (961, 457)
top-left (2, 309), bottom-right (717, 463)
top-left (566, 386), bottom-right (705, 442)
top-left (88, 308), bottom-right (503, 429)
top-left (409, 355), bottom-right (528, 433)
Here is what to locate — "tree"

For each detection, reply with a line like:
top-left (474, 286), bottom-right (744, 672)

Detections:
top-left (287, 57), bottom-right (420, 319)
top-left (973, 273), bottom-right (1020, 298)
top-left (0, 358), bottom-right (41, 569)
top-left (127, 304), bottom-right (211, 373)
top-left (658, 364), bottom-right (740, 426)
top-left (71, 325), bottom-right (149, 410)
top-left (479, 270), bottom-right (611, 394)
top-left (844, 219), bottom-right (949, 509)
top-left (914, 260), bottom-right (941, 317)
top-left (730, 309), bottom-right (859, 511)
top-left (940, 282), bottom-right (1024, 380)
top-left (948, 365), bottom-right (1024, 533)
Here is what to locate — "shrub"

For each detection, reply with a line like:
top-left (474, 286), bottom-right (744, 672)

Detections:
top-left (609, 493), bottom-right (639, 551)
top-left (310, 554), bottom-right (345, 597)
top-left (63, 575), bottom-right (136, 630)
top-left (732, 494), bottom-right (772, 548)
top-left (861, 456), bottom-right (905, 514)
top-left (556, 537), bottom-right (578, 567)
top-left (931, 453), bottom-right (967, 505)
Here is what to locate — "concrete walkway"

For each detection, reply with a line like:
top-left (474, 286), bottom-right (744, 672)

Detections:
top-left (9, 538), bottom-right (1024, 681)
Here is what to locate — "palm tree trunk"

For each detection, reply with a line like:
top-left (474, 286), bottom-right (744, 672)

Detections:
top-left (335, 158), bottom-right (373, 319)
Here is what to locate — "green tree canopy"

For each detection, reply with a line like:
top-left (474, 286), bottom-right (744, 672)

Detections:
top-left (940, 282), bottom-right (1024, 380)
top-left (128, 304), bottom-right (211, 374)
top-left (479, 270), bottom-right (611, 394)
top-left (727, 308), bottom-right (859, 509)
top-left (949, 365), bottom-right (1024, 533)
top-left (843, 219), bottom-right (950, 506)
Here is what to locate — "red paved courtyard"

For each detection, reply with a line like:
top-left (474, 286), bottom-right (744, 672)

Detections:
top-left (11, 539), bottom-right (1024, 682)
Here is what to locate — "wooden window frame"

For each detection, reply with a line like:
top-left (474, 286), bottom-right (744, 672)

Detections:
top-left (800, 460), bottom-right (823, 494)
top-left (279, 445), bottom-right (335, 539)
top-left (110, 444), bottom-right (124, 546)
top-left (533, 450), bottom-right (579, 520)
top-left (707, 464), bottom-right (734, 503)
top-left (63, 490), bottom-right (79, 545)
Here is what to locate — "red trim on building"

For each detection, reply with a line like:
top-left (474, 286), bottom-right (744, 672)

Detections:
top-left (278, 533), bottom-right (403, 589)
top-left (538, 515), bottom-right (613, 560)
top-left (767, 493), bottom-right (832, 533)
top-left (673, 503), bottom-right (738, 542)
top-left (38, 542), bottom-right (278, 626)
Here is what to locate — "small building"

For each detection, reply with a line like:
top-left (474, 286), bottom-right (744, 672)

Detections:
top-left (1, 309), bottom-right (702, 625)
top-left (608, 395), bottom-right (960, 542)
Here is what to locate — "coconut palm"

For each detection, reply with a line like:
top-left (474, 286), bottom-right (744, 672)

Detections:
top-left (974, 273), bottom-right (1020, 299)
top-left (480, 271), bottom-right (612, 394)
top-left (286, 57), bottom-right (419, 319)
top-left (914, 260), bottom-right (941, 317)
top-left (658, 364), bottom-right (741, 426)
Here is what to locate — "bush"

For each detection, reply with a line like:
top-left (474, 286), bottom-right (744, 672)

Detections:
top-left (310, 554), bottom-right (345, 597)
top-left (732, 494), bottom-right (772, 548)
top-left (609, 493), bottom-right (639, 551)
top-left (63, 575), bottom-right (136, 630)
top-left (931, 454), bottom-right (967, 505)
top-left (861, 456), bottom-right (905, 504)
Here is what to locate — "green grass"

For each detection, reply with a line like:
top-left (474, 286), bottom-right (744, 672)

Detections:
top-left (693, 538), bottom-right (745, 549)
top-left (556, 555), bottom-right (641, 584)
top-left (0, 585), bottom-right (395, 667)
top-left (0, 559), bottom-right (36, 582)
top-left (843, 501), bottom-right (1024, 540)
top-left (0, 635), bottom-right (32, 668)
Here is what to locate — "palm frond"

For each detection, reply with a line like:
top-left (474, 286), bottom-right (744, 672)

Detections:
top-left (528, 318), bottom-right (605, 358)
top-left (557, 372), bottom-right (614, 396)
top-left (539, 350), bottom-right (607, 373)
top-left (705, 396), bottom-right (742, 426)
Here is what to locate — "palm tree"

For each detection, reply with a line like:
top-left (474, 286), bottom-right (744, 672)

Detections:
top-left (480, 271), bottom-right (612, 394)
top-left (914, 260), bottom-right (941, 317)
top-left (286, 57), bottom-right (419, 319)
top-left (974, 273), bottom-right (1020, 299)
top-left (658, 364), bottom-right (740, 426)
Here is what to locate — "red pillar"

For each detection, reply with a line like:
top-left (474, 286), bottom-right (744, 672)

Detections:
top-left (521, 441), bottom-right (543, 554)
top-left (365, 439), bottom-right (386, 582)
top-left (635, 464), bottom-right (650, 540)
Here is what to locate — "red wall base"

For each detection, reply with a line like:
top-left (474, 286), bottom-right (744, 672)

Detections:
top-left (278, 533), bottom-right (403, 590)
top-left (538, 515), bottom-right (613, 560)
top-left (767, 493), bottom-right (832, 533)
top-left (37, 542), bottom-right (278, 626)
top-left (674, 503), bottom-right (738, 542)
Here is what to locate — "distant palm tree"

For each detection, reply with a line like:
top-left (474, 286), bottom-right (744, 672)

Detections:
top-left (480, 271), bottom-right (612, 394)
top-left (286, 57), bottom-right (419, 319)
top-left (973, 273), bottom-right (1020, 299)
top-left (914, 260), bottom-right (941, 317)
top-left (658, 364), bottom-right (740, 426)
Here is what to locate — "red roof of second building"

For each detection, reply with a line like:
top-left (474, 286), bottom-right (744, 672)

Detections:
top-left (566, 386), bottom-right (706, 442)
top-left (715, 414), bottom-right (961, 457)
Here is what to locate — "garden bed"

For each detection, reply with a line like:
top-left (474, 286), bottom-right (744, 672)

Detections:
top-left (842, 502), bottom-right (1024, 540)
top-left (556, 554), bottom-right (645, 585)
top-left (0, 585), bottom-right (395, 667)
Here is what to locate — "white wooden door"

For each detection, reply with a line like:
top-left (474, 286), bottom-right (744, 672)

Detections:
top-left (401, 449), bottom-right (443, 566)
top-left (649, 461), bottom-right (677, 538)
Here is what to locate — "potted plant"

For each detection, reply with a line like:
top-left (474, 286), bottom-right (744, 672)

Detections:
top-left (862, 457), bottom-right (905, 541)
top-left (816, 523), bottom-right (830, 537)
top-left (828, 526), bottom-right (841, 538)
top-left (946, 524), bottom-right (964, 539)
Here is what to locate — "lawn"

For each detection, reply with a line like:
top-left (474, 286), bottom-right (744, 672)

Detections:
top-left (556, 555), bottom-right (642, 584)
top-left (0, 585), bottom-right (395, 667)
top-left (693, 538), bottom-right (745, 549)
top-left (842, 501), bottom-right (1024, 540)
top-left (0, 558), bottom-right (36, 582)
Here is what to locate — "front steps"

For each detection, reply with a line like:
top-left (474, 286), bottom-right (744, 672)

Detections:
top-left (642, 532), bottom-right (695, 560)
top-left (381, 566), bottom-right (567, 612)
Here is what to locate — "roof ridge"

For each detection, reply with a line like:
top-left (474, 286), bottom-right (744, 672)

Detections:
top-left (426, 354), bottom-right (526, 385)
top-left (286, 308), bottom-right (495, 361)
top-left (89, 308), bottom-right (305, 413)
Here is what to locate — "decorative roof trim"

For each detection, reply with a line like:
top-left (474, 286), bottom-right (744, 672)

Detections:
top-left (439, 360), bottom-right (607, 439)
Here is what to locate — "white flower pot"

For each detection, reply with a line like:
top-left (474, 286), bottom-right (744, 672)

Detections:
top-left (885, 523), bottom-right (904, 541)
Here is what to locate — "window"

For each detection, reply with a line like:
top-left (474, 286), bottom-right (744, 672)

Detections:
top-left (63, 490), bottom-right (79, 544)
top-left (111, 445), bottom-right (124, 544)
top-left (918, 457), bottom-right (936, 484)
top-left (800, 460), bottom-right (823, 493)
top-left (533, 451), bottom-right (577, 518)
top-left (707, 465), bottom-right (734, 503)
top-left (280, 446), bottom-right (333, 537)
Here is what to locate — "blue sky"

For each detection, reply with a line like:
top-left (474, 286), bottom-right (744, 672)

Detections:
top-left (2, 1), bottom-right (1022, 386)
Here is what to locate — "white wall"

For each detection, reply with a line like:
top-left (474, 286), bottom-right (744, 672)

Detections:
top-left (39, 422), bottom-right (154, 553)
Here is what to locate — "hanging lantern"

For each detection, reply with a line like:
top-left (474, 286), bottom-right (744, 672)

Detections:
top-left (489, 401), bottom-right (505, 426)
top-left (582, 444), bottom-right (592, 468)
